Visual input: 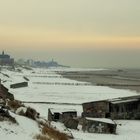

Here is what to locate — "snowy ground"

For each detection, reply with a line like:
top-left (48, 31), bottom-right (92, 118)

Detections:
top-left (1, 68), bottom-right (138, 104)
top-left (0, 112), bottom-right (40, 140)
top-left (0, 67), bottom-right (140, 140)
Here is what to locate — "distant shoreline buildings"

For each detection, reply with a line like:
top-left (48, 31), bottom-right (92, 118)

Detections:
top-left (0, 51), bottom-right (14, 66)
top-left (17, 58), bottom-right (70, 68)
top-left (0, 51), bottom-right (69, 68)
top-left (34, 59), bottom-right (69, 68)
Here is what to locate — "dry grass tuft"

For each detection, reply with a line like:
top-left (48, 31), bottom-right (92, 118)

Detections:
top-left (7, 100), bottom-right (24, 110)
top-left (42, 124), bottom-right (69, 140)
top-left (25, 107), bottom-right (39, 120)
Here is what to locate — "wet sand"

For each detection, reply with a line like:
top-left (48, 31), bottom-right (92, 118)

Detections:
top-left (59, 69), bottom-right (140, 92)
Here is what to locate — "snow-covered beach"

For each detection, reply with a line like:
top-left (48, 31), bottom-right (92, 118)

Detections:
top-left (0, 67), bottom-right (140, 140)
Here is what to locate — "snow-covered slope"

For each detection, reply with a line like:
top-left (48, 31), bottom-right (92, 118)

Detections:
top-left (0, 112), bottom-right (40, 140)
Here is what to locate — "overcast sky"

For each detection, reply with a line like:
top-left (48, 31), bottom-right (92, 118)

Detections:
top-left (0, 0), bottom-right (140, 68)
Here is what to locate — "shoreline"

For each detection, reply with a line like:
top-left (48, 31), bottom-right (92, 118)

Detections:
top-left (59, 69), bottom-right (140, 93)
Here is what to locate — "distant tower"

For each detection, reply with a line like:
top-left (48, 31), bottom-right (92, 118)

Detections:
top-left (2, 51), bottom-right (4, 55)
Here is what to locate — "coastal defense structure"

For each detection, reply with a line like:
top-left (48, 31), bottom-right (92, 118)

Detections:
top-left (10, 82), bottom-right (28, 89)
top-left (0, 80), bottom-right (14, 100)
top-left (82, 95), bottom-right (140, 120)
top-left (82, 118), bottom-right (117, 134)
top-left (0, 51), bottom-right (14, 66)
top-left (48, 108), bottom-right (77, 122)
top-left (48, 108), bottom-right (78, 129)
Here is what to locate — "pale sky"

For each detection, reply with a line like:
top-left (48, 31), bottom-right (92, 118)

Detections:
top-left (0, 0), bottom-right (140, 68)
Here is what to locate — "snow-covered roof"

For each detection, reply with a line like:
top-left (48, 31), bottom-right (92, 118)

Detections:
top-left (83, 95), bottom-right (140, 105)
top-left (86, 117), bottom-right (116, 125)
top-left (111, 98), bottom-right (139, 104)
top-left (49, 108), bottom-right (77, 114)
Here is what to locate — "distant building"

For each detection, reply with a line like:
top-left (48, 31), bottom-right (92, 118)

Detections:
top-left (26, 59), bottom-right (35, 67)
top-left (0, 51), bottom-right (14, 66)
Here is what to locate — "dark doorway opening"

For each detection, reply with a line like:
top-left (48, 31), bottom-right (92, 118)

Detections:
top-left (105, 113), bottom-right (111, 118)
top-left (54, 113), bottom-right (60, 121)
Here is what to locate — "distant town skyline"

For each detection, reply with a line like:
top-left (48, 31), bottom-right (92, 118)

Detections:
top-left (0, 0), bottom-right (140, 68)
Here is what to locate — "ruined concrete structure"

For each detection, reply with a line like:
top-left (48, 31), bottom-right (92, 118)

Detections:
top-left (82, 118), bottom-right (117, 134)
top-left (10, 82), bottom-right (28, 89)
top-left (48, 108), bottom-right (77, 122)
top-left (48, 108), bottom-right (79, 129)
top-left (82, 95), bottom-right (140, 120)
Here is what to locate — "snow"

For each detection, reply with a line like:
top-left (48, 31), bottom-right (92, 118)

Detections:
top-left (0, 112), bottom-right (40, 140)
top-left (16, 107), bottom-right (27, 114)
top-left (50, 120), bottom-right (140, 140)
top-left (111, 98), bottom-right (139, 104)
top-left (50, 108), bottom-right (77, 114)
top-left (1, 68), bottom-right (138, 104)
top-left (45, 67), bottom-right (107, 72)
top-left (25, 103), bottom-right (83, 118)
top-left (0, 67), bottom-right (140, 140)
top-left (85, 117), bottom-right (116, 124)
